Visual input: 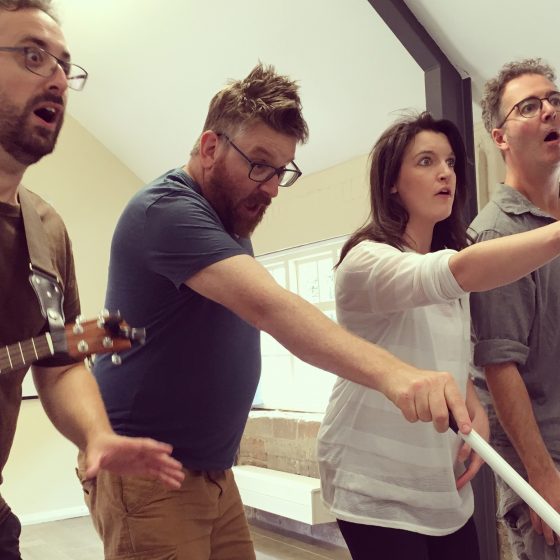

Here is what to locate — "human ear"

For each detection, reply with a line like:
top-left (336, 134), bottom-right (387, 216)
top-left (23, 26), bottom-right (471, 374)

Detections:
top-left (491, 127), bottom-right (508, 155)
top-left (199, 131), bottom-right (220, 169)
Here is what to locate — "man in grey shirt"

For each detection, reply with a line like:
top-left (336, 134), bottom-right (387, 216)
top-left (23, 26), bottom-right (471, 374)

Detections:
top-left (470, 58), bottom-right (560, 559)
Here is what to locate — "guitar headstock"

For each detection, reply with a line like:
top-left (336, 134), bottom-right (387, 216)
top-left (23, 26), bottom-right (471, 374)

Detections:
top-left (64, 312), bottom-right (146, 360)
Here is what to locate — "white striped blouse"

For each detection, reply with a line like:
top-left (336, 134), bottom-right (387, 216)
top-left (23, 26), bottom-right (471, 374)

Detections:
top-left (317, 240), bottom-right (474, 535)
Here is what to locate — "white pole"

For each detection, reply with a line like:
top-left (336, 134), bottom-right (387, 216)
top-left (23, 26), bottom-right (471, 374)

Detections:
top-left (460, 428), bottom-right (560, 535)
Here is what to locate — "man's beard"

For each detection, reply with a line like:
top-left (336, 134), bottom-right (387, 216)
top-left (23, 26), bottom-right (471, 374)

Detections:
top-left (207, 161), bottom-right (271, 238)
top-left (0, 92), bottom-right (64, 165)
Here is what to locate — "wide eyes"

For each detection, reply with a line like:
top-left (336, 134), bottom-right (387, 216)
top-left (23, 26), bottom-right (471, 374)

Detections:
top-left (417, 156), bottom-right (455, 168)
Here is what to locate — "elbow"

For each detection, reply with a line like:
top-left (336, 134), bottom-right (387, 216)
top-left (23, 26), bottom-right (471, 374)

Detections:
top-left (448, 253), bottom-right (471, 292)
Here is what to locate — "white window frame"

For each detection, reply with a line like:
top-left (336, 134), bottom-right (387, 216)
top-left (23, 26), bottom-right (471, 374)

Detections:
top-left (254, 236), bottom-right (347, 412)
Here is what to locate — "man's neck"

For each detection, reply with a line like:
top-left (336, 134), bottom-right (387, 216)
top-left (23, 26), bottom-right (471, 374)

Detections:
top-left (504, 164), bottom-right (560, 218)
top-left (183, 161), bottom-right (201, 186)
top-left (0, 152), bottom-right (26, 205)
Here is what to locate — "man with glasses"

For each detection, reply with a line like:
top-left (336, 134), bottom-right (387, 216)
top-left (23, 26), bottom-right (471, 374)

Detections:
top-left (0, 2), bottom-right (186, 557)
top-left (470, 58), bottom-right (560, 559)
top-left (88, 63), bottom-right (473, 559)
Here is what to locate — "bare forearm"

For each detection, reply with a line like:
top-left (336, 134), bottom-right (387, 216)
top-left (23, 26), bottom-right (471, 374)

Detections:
top-left (259, 290), bottom-right (421, 393)
top-left (186, 254), bottom-right (471, 431)
top-left (486, 362), bottom-right (554, 476)
top-left (33, 363), bottom-right (113, 451)
top-left (450, 222), bottom-right (560, 292)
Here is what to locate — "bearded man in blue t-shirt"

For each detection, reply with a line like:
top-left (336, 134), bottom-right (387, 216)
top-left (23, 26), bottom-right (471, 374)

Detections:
top-left (89, 63), bottom-right (473, 560)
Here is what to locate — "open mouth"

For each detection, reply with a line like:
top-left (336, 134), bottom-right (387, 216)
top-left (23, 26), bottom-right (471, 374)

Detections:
top-left (436, 187), bottom-right (452, 196)
top-left (33, 106), bottom-right (58, 125)
top-left (245, 202), bottom-right (266, 215)
top-left (544, 130), bottom-right (560, 142)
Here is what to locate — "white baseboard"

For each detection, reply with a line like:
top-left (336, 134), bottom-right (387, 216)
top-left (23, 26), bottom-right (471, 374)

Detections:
top-left (233, 465), bottom-right (334, 525)
top-left (19, 505), bottom-right (89, 526)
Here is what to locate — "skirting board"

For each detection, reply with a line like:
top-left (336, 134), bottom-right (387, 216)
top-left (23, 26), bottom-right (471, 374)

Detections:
top-left (233, 465), bottom-right (334, 525)
top-left (19, 505), bottom-right (89, 526)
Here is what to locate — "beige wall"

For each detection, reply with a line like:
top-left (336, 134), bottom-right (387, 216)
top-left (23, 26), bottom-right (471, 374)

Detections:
top-left (474, 120), bottom-right (506, 210)
top-left (252, 154), bottom-right (371, 255)
top-left (4, 114), bottom-right (142, 523)
top-left (23, 114), bottom-right (144, 317)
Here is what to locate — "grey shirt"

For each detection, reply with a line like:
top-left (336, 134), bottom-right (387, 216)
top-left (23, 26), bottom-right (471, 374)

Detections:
top-left (469, 183), bottom-right (560, 484)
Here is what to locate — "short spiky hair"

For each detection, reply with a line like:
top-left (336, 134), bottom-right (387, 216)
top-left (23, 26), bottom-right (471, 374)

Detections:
top-left (192, 63), bottom-right (309, 154)
top-left (0, 0), bottom-right (58, 21)
top-left (481, 58), bottom-right (556, 133)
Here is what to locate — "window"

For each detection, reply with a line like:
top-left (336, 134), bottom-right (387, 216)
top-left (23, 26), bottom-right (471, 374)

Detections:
top-left (254, 236), bottom-right (347, 412)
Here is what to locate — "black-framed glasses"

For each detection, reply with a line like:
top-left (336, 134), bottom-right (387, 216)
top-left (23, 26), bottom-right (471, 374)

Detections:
top-left (218, 133), bottom-right (302, 188)
top-left (498, 92), bottom-right (560, 128)
top-left (0, 45), bottom-right (88, 91)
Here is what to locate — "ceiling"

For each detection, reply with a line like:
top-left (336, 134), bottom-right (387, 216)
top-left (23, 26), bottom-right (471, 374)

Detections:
top-left (54, 0), bottom-right (559, 184)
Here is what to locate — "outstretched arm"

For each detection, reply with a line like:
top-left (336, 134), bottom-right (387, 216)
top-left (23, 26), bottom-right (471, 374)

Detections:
top-left (450, 221), bottom-right (560, 292)
top-left (185, 254), bottom-right (472, 434)
top-left (32, 362), bottom-right (185, 488)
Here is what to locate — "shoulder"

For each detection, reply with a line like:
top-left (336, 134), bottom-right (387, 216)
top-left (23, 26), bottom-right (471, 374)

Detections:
top-left (21, 187), bottom-right (68, 234)
top-left (469, 201), bottom-right (523, 241)
top-left (142, 171), bottom-right (218, 223)
top-left (340, 240), bottom-right (401, 269)
top-left (469, 185), bottom-right (538, 240)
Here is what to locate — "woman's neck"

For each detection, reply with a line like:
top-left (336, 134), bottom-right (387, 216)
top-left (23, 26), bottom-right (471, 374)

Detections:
top-left (403, 220), bottom-right (433, 254)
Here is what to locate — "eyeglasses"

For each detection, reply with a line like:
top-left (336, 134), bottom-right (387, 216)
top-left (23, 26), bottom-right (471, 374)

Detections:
top-left (0, 45), bottom-right (88, 91)
top-left (498, 92), bottom-right (560, 128)
top-left (218, 133), bottom-right (302, 187)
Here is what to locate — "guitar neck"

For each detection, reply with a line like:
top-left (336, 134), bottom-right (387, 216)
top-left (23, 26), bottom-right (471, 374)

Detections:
top-left (0, 333), bottom-right (54, 375)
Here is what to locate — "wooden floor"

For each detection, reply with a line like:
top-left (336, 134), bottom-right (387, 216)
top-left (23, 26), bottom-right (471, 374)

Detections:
top-left (20, 515), bottom-right (351, 560)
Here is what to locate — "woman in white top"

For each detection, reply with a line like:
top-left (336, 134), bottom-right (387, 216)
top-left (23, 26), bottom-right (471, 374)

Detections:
top-left (317, 112), bottom-right (560, 560)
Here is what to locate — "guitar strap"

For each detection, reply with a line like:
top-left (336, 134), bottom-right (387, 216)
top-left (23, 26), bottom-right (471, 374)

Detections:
top-left (18, 186), bottom-right (67, 352)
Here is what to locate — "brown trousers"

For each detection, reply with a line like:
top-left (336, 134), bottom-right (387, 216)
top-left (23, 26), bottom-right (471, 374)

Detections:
top-left (77, 459), bottom-right (255, 560)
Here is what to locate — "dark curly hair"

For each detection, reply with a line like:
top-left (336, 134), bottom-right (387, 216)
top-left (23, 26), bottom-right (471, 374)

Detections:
top-left (481, 58), bottom-right (556, 133)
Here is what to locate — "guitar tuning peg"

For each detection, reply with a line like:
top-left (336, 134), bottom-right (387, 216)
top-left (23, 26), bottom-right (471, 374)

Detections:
top-left (111, 353), bottom-right (122, 366)
top-left (73, 315), bottom-right (85, 334)
top-left (102, 336), bottom-right (114, 349)
top-left (100, 308), bottom-right (111, 320)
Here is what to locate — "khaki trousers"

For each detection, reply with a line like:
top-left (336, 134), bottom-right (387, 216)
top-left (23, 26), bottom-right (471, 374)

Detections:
top-left (77, 458), bottom-right (255, 560)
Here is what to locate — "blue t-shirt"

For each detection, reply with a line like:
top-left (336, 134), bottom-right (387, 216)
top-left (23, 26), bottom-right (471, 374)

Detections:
top-left (94, 168), bottom-right (261, 470)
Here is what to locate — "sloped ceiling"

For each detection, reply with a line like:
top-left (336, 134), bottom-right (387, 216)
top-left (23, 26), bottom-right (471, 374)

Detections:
top-left (55, 0), bottom-right (556, 183)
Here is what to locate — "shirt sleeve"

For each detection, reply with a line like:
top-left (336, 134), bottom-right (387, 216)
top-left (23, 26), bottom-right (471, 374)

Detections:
top-left (470, 229), bottom-right (534, 367)
top-left (144, 192), bottom-right (250, 288)
top-left (336, 241), bottom-right (466, 314)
